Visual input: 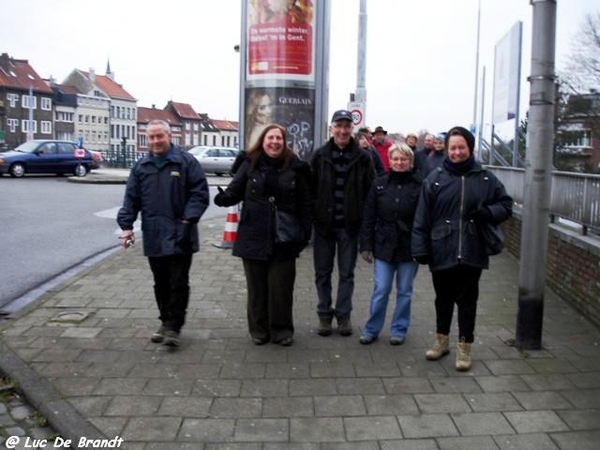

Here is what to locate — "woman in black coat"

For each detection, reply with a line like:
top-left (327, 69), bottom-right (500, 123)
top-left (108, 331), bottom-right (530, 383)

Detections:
top-left (359, 143), bottom-right (421, 345)
top-left (412, 126), bottom-right (513, 371)
top-left (214, 124), bottom-right (312, 346)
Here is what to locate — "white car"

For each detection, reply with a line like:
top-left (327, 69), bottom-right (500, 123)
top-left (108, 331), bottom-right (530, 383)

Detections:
top-left (188, 146), bottom-right (239, 176)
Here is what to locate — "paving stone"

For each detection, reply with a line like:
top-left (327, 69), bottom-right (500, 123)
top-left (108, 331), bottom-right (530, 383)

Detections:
top-left (178, 418), bottom-right (235, 442)
top-left (560, 389), bottom-right (600, 408)
top-left (310, 362), bottom-right (355, 378)
top-left (210, 398), bottom-right (262, 418)
top-left (233, 418), bottom-right (288, 442)
top-left (398, 413), bottom-right (459, 438)
top-left (512, 391), bottom-right (572, 410)
top-left (566, 372), bottom-right (600, 389)
top-left (556, 409), bottom-right (600, 431)
top-left (314, 395), bottom-right (365, 417)
top-left (354, 362), bottom-right (401, 377)
top-left (430, 377), bottom-right (483, 393)
top-left (363, 394), bottom-right (419, 415)
top-left (549, 430), bottom-right (600, 450)
top-left (104, 395), bottom-right (161, 416)
top-left (483, 360), bottom-right (536, 376)
top-left (463, 392), bottom-right (523, 412)
top-left (262, 397), bottom-right (314, 418)
top-left (143, 378), bottom-right (194, 396)
top-left (60, 327), bottom-right (102, 339)
top-left (193, 379), bottom-right (242, 397)
top-left (240, 379), bottom-right (288, 397)
top-left (9, 405), bottom-right (34, 421)
top-left (493, 433), bottom-right (559, 450)
top-left (343, 415), bottom-right (402, 441)
top-left (451, 412), bottom-right (515, 436)
top-left (264, 444), bottom-right (319, 450)
top-left (321, 443), bottom-right (380, 450)
top-left (336, 378), bottom-right (385, 395)
top-left (382, 377), bottom-right (434, 394)
top-left (290, 417), bottom-right (345, 442)
top-left (504, 410), bottom-right (570, 433)
top-left (414, 393), bottom-right (472, 413)
top-left (520, 373), bottom-right (576, 391)
top-left (289, 379), bottom-right (337, 396)
top-left (220, 362), bottom-right (266, 379)
top-left (265, 363), bottom-right (310, 379)
top-left (476, 375), bottom-right (531, 392)
top-left (380, 440), bottom-right (438, 450)
top-left (437, 436), bottom-right (500, 450)
top-left (527, 358), bottom-right (578, 374)
top-left (158, 396), bottom-right (212, 417)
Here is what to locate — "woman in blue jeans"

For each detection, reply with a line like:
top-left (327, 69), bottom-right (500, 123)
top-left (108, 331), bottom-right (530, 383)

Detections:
top-left (359, 143), bottom-right (421, 345)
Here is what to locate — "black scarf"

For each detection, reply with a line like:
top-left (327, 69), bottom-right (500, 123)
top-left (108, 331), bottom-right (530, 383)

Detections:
top-left (443, 154), bottom-right (475, 175)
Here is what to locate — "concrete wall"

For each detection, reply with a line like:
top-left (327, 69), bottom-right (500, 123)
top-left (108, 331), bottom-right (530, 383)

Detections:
top-left (501, 211), bottom-right (600, 329)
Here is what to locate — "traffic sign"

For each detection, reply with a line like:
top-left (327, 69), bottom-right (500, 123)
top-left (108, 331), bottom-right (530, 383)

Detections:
top-left (347, 101), bottom-right (365, 128)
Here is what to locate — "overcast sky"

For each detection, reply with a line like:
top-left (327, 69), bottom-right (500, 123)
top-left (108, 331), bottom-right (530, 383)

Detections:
top-left (1, 0), bottom-right (597, 137)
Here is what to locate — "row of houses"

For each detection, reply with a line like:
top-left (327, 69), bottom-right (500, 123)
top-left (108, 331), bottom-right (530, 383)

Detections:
top-left (0, 53), bottom-right (239, 155)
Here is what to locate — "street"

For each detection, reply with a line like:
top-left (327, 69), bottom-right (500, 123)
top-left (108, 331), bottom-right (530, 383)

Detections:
top-left (0, 175), bottom-right (225, 312)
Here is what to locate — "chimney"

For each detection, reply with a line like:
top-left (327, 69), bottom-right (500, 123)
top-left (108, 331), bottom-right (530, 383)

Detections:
top-left (152, 104), bottom-right (155, 109)
top-left (89, 67), bottom-right (95, 82)
top-left (0, 53), bottom-right (11, 71)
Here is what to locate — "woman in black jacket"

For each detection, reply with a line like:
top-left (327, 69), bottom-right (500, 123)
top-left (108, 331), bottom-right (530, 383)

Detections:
top-left (359, 144), bottom-right (421, 345)
top-left (412, 126), bottom-right (513, 371)
top-left (214, 124), bottom-right (312, 346)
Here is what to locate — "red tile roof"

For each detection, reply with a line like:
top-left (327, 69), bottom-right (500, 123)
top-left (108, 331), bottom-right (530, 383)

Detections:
top-left (56, 84), bottom-right (81, 95)
top-left (0, 54), bottom-right (53, 94)
top-left (137, 106), bottom-right (181, 126)
top-left (211, 119), bottom-right (239, 131)
top-left (81, 71), bottom-right (136, 101)
top-left (167, 101), bottom-right (199, 120)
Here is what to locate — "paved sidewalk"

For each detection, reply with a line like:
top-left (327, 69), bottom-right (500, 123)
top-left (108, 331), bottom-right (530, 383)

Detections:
top-left (1, 216), bottom-right (599, 449)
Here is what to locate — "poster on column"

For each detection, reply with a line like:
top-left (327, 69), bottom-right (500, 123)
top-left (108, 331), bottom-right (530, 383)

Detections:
top-left (244, 86), bottom-right (315, 160)
top-left (247, 0), bottom-right (315, 82)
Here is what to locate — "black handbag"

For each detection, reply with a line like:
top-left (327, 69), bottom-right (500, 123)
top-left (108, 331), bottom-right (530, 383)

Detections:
top-left (480, 222), bottom-right (504, 256)
top-left (270, 197), bottom-right (303, 243)
top-left (274, 209), bottom-right (303, 244)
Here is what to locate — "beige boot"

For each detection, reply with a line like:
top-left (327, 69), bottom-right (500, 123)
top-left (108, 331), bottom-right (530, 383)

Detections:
top-left (455, 340), bottom-right (472, 371)
top-left (425, 334), bottom-right (450, 360)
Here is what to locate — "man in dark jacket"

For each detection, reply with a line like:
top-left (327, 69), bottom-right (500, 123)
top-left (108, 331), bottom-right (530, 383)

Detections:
top-left (117, 120), bottom-right (209, 347)
top-left (311, 109), bottom-right (375, 337)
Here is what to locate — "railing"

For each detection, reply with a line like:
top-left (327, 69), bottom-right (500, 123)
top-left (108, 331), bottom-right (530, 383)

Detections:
top-left (101, 148), bottom-right (143, 168)
top-left (487, 166), bottom-right (600, 236)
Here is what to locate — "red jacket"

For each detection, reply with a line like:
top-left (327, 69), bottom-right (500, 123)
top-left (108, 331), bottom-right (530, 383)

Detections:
top-left (374, 139), bottom-right (392, 172)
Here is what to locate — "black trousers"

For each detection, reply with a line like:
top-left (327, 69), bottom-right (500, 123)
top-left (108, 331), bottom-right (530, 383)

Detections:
top-left (148, 253), bottom-right (193, 332)
top-left (431, 265), bottom-right (482, 343)
top-left (242, 258), bottom-right (296, 342)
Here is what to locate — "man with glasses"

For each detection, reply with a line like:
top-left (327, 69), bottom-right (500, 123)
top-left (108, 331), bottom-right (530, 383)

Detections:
top-left (310, 110), bottom-right (375, 337)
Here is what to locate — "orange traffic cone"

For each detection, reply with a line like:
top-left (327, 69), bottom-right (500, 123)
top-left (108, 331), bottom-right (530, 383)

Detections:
top-left (213, 205), bottom-right (239, 249)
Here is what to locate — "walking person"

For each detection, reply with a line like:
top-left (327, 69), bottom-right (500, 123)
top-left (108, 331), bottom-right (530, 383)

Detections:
top-left (311, 109), bottom-right (375, 337)
top-left (359, 144), bottom-right (421, 345)
top-left (214, 124), bottom-right (312, 346)
top-left (356, 130), bottom-right (385, 176)
top-left (412, 126), bottom-right (513, 370)
top-left (117, 119), bottom-right (210, 347)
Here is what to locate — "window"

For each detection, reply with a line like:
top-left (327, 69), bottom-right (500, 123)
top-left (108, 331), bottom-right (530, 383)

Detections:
top-left (85, 115), bottom-right (89, 123)
top-left (139, 134), bottom-right (147, 147)
top-left (41, 97), bottom-right (52, 110)
top-left (7, 118), bottom-right (19, 132)
top-left (104, 117), bottom-right (108, 124)
top-left (193, 123), bottom-right (199, 131)
top-left (22, 95), bottom-right (37, 109)
top-left (7, 93), bottom-right (19, 107)
top-left (41, 121), bottom-right (52, 134)
top-left (185, 122), bottom-right (191, 130)
top-left (22, 120), bottom-right (37, 133)
top-left (92, 116), bottom-right (96, 124)
top-left (57, 143), bottom-right (76, 154)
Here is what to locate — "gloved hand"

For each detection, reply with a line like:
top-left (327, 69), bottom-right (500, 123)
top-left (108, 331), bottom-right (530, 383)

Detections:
top-left (213, 186), bottom-right (226, 207)
top-left (360, 251), bottom-right (373, 264)
top-left (414, 255), bottom-right (430, 265)
top-left (470, 206), bottom-right (493, 223)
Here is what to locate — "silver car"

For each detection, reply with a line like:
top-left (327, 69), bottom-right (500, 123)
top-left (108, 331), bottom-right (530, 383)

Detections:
top-left (188, 146), bottom-right (239, 176)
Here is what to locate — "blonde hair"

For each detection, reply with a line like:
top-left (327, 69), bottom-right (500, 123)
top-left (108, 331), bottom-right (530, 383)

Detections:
top-left (388, 143), bottom-right (414, 169)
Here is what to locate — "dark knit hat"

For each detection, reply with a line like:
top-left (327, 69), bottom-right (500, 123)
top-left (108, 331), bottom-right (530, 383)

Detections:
top-left (445, 126), bottom-right (475, 154)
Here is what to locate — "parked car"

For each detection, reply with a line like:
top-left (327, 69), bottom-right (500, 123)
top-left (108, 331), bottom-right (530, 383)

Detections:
top-left (188, 146), bottom-right (239, 176)
top-left (89, 150), bottom-right (103, 169)
top-left (0, 140), bottom-right (95, 178)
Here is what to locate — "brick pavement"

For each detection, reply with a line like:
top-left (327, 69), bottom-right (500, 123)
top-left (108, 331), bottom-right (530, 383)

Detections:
top-left (1, 215), bottom-right (599, 449)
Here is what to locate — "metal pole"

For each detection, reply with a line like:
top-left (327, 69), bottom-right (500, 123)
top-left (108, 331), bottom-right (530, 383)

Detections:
top-left (478, 66), bottom-right (486, 160)
top-left (473, 0), bottom-right (481, 127)
top-left (356, 0), bottom-right (367, 108)
top-left (515, 0), bottom-right (557, 350)
top-left (314, 0), bottom-right (331, 146)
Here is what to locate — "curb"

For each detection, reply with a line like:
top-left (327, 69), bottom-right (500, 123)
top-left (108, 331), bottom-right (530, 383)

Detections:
top-left (0, 342), bottom-right (106, 444)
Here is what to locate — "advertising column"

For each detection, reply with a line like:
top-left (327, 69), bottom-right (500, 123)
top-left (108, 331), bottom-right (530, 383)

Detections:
top-left (241, 0), bottom-right (328, 161)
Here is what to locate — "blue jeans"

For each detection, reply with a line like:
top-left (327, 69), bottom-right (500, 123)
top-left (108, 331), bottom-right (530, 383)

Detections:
top-left (362, 258), bottom-right (419, 338)
top-left (313, 229), bottom-right (358, 320)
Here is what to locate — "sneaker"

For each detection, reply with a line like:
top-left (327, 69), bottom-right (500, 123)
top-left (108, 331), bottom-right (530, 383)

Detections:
top-left (150, 325), bottom-right (166, 343)
top-left (455, 340), bottom-right (472, 371)
top-left (390, 336), bottom-right (405, 346)
top-left (163, 330), bottom-right (180, 347)
top-left (337, 317), bottom-right (353, 336)
top-left (317, 318), bottom-right (332, 336)
top-left (359, 335), bottom-right (377, 345)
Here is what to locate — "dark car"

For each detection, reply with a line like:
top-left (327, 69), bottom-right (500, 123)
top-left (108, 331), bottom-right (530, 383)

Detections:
top-left (188, 146), bottom-right (239, 176)
top-left (0, 140), bottom-right (95, 178)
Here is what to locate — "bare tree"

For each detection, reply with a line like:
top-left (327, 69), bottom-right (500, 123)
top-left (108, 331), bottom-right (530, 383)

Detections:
top-left (563, 12), bottom-right (600, 93)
